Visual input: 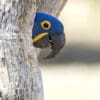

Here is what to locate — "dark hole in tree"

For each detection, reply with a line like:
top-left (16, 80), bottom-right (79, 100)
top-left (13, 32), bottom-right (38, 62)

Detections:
top-left (0, 91), bottom-right (2, 97)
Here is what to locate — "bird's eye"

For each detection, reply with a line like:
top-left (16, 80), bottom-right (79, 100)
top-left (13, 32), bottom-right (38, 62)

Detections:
top-left (41, 20), bottom-right (51, 30)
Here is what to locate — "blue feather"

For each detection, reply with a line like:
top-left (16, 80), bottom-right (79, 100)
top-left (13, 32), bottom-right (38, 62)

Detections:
top-left (32, 12), bottom-right (64, 38)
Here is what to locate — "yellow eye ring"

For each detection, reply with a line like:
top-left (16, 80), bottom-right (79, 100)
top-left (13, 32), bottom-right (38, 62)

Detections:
top-left (41, 20), bottom-right (51, 30)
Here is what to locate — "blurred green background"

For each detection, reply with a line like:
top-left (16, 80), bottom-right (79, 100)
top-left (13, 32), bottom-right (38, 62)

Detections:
top-left (40, 0), bottom-right (100, 100)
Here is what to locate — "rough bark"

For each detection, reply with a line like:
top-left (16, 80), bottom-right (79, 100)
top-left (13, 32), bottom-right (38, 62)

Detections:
top-left (0, 0), bottom-right (43, 100)
top-left (37, 0), bottom-right (68, 16)
top-left (0, 0), bottom-right (67, 100)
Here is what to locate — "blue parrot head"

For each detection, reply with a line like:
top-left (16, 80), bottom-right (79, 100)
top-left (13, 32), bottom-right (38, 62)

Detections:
top-left (32, 12), bottom-right (65, 59)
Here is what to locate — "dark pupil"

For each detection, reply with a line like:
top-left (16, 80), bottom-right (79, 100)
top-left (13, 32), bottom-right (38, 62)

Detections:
top-left (43, 23), bottom-right (49, 28)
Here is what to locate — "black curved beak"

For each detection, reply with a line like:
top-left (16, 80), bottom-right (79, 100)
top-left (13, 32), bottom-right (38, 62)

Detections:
top-left (45, 32), bottom-right (65, 59)
top-left (32, 32), bottom-right (65, 59)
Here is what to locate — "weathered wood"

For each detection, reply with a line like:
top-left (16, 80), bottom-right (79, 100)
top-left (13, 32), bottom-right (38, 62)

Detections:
top-left (37, 0), bottom-right (68, 16)
top-left (0, 0), bottom-right (43, 100)
top-left (0, 0), bottom-right (67, 100)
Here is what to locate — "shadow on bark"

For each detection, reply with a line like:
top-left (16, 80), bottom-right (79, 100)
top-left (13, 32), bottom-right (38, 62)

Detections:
top-left (39, 44), bottom-right (100, 64)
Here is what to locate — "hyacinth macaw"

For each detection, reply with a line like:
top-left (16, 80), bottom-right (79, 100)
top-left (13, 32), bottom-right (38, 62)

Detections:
top-left (32, 12), bottom-right (65, 59)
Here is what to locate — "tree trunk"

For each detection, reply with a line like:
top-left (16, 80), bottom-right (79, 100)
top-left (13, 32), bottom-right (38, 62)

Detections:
top-left (37, 0), bottom-right (68, 16)
top-left (0, 0), bottom-right (67, 100)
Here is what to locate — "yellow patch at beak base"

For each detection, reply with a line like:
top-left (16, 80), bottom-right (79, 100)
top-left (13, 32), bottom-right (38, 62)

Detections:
top-left (32, 32), bottom-right (48, 43)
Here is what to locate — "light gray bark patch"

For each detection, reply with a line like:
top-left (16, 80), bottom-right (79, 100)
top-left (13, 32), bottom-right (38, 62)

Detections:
top-left (37, 0), bottom-right (68, 16)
